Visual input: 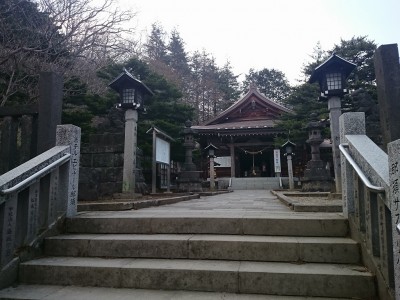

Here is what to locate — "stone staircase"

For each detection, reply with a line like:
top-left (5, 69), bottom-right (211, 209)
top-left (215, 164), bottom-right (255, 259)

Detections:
top-left (230, 177), bottom-right (282, 190)
top-left (1, 200), bottom-right (377, 299)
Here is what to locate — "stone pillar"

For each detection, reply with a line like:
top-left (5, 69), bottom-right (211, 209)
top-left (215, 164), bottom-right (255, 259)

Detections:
top-left (328, 96), bottom-right (342, 193)
top-left (388, 139), bottom-right (400, 299)
top-left (166, 162), bottom-right (171, 193)
top-left (230, 144), bottom-right (235, 178)
top-left (209, 155), bottom-right (215, 190)
top-left (374, 44), bottom-right (400, 151)
top-left (183, 121), bottom-right (196, 171)
top-left (339, 112), bottom-right (365, 217)
top-left (56, 124), bottom-right (81, 217)
top-left (37, 72), bottom-right (63, 154)
top-left (122, 109), bottom-right (138, 195)
top-left (1, 194), bottom-right (17, 268)
top-left (287, 154), bottom-right (294, 190)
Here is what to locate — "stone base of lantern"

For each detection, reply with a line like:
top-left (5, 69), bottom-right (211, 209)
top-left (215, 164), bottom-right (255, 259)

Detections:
top-left (177, 171), bottom-right (203, 192)
top-left (301, 160), bottom-right (333, 192)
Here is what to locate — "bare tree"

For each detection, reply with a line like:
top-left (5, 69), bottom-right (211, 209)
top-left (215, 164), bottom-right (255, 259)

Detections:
top-left (0, 0), bottom-right (139, 106)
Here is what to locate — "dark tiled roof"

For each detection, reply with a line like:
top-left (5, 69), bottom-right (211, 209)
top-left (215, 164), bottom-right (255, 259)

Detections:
top-left (202, 86), bottom-right (292, 126)
top-left (192, 119), bottom-right (277, 131)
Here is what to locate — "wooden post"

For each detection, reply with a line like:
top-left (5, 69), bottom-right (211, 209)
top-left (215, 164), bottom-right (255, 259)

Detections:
top-left (152, 129), bottom-right (157, 194)
top-left (37, 72), bottom-right (63, 154)
top-left (374, 44), bottom-right (400, 151)
top-left (230, 144), bottom-right (235, 178)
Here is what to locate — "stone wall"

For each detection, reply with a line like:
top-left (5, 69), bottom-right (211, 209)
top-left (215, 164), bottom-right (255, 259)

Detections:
top-left (79, 133), bottom-right (124, 200)
top-left (79, 132), bottom-right (148, 200)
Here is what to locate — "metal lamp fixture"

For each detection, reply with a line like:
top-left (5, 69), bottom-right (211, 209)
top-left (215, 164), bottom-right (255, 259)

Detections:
top-left (109, 68), bottom-right (153, 110)
top-left (282, 140), bottom-right (296, 156)
top-left (309, 53), bottom-right (356, 100)
top-left (205, 143), bottom-right (218, 158)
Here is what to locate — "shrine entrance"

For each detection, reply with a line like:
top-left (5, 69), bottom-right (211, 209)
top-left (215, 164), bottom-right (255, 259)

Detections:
top-left (237, 147), bottom-right (274, 177)
top-left (192, 84), bottom-right (293, 180)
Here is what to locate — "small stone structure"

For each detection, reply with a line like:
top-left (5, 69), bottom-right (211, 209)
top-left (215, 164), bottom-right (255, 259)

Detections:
top-left (177, 121), bottom-right (202, 192)
top-left (301, 114), bottom-right (332, 192)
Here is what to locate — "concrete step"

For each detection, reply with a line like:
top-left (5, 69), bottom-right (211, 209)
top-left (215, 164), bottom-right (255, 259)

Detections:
top-left (0, 284), bottom-right (357, 300)
top-left (44, 234), bottom-right (360, 264)
top-left (66, 213), bottom-right (348, 237)
top-left (18, 257), bottom-right (376, 299)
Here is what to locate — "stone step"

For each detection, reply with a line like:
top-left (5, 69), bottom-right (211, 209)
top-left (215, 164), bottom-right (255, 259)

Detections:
top-left (230, 178), bottom-right (281, 190)
top-left (77, 194), bottom-right (201, 212)
top-left (18, 257), bottom-right (376, 299)
top-left (44, 234), bottom-right (360, 264)
top-left (66, 213), bottom-right (348, 237)
top-left (0, 284), bottom-right (357, 300)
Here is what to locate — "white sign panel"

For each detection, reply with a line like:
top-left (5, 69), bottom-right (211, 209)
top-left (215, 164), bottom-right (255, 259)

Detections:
top-left (156, 137), bottom-right (170, 164)
top-left (274, 149), bottom-right (281, 173)
top-left (214, 156), bottom-right (231, 168)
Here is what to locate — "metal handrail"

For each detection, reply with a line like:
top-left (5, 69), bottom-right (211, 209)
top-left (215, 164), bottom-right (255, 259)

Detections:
top-left (339, 143), bottom-right (385, 193)
top-left (0, 154), bottom-right (71, 196)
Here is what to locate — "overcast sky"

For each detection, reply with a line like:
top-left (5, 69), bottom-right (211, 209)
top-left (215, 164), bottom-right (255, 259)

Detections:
top-left (121, 0), bottom-right (400, 85)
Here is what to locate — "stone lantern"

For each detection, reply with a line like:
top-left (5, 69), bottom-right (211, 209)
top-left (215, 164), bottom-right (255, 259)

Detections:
top-left (309, 53), bottom-right (356, 193)
top-left (301, 113), bottom-right (332, 192)
top-left (109, 69), bottom-right (153, 195)
top-left (177, 120), bottom-right (202, 192)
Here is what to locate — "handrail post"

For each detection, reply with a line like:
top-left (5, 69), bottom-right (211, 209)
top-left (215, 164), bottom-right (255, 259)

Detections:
top-left (339, 112), bottom-right (366, 217)
top-left (388, 139), bottom-right (400, 299)
top-left (56, 125), bottom-right (81, 217)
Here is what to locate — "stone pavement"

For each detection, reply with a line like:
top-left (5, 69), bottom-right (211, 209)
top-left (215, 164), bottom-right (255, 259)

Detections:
top-left (142, 190), bottom-right (291, 213)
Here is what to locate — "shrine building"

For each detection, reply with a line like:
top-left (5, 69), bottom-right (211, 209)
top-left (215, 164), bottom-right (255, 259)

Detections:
top-left (192, 84), bottom-right (293, 179)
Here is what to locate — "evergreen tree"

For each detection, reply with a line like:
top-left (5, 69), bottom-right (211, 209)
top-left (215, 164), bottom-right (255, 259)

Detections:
top-left (243, 68), bottom-right (292, 104)
top-left (167, 29), bottom-right (190, 75)
top-left (145, 23), bottom-right (168, 62)
top-left (166, 28), bottom-right (191, 104)
top-left (278, 83), bottom-right (326, 145)
top-left (215, 61), bottom-right (240, 111)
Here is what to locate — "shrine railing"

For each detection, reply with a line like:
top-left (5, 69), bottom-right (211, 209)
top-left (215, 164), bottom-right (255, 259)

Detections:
top-left (340, 112), bottom-right (399, 300)
top-left (0, 125), bottom-right (80, 286)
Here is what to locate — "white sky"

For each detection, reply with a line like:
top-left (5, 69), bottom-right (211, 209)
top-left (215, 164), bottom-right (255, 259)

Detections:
top-left (121, 0), bottom-right (400, 85)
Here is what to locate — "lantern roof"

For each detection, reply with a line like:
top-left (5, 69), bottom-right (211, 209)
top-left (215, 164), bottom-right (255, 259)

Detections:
top-left (281, 140), bottom-right (296, 149)
top-left (309, 53), bottom-right (356, 84)
top-left (204, 143), bottom-right (218, 151)
top-left (109, 69), bottom-right (154, 96)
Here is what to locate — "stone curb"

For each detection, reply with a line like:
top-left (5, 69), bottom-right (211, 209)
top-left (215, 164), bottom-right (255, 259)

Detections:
top-left (78, 190), bottom-right (232, 212)
top-left (271, 190), bottom-right (343, 212)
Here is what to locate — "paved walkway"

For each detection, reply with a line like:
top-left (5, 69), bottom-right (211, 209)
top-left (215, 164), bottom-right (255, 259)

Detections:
top-left (146, 190), bottom-right (290, 213)
top-left (75, 190), bottom-right (344, 221)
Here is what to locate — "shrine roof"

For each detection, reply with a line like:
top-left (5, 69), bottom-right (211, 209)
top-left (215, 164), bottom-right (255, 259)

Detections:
top-left (193, 119), bottom-right (277, 131)
top-left (192, 84), bottom-right (292, 134)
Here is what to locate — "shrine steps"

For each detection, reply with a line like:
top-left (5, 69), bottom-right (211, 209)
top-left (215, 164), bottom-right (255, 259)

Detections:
top-left (229, 177), bottom-right (282, 190)
top-left (1, 211), bottom-right (377, 299)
